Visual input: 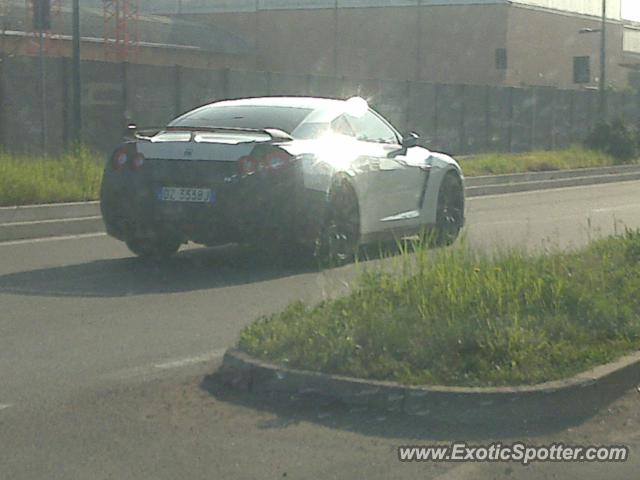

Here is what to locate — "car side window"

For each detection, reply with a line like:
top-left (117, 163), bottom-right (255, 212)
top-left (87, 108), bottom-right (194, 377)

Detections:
top-left (292, 122), bottom-right (330, 139)
top-left (345, 111), bottom-right (398, 144)
top-left (331, 116), bottom-right (356, 137)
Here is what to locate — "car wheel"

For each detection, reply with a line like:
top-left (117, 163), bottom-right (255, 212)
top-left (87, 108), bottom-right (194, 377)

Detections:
top-left (126, 236), bottom-right (181, 260)
top-left (434, 171), bottom-right (464, 246)
top-left (315, 178), bottom-right (360, 266)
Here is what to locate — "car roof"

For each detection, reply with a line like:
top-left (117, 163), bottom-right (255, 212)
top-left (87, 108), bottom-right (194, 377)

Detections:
top-left (210, 96), bottom-right (347, 111)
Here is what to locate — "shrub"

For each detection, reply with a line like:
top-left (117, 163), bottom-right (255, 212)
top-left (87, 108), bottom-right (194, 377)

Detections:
top-left (584, 119), bottom-right (638, 163)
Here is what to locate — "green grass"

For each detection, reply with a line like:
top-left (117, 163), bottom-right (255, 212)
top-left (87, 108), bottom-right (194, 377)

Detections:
top-left (460, 146), bottom-right (630, 177)
top-left (239, 231), bottom-right (640, 387)
top-left (0, 146), bottom-right (629, 206)
top-left (0, 148), bottom-right (103, 207)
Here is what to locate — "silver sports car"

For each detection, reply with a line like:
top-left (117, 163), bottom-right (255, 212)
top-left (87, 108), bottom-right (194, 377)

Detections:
top-left (100, 96), bottom-right (465, 262)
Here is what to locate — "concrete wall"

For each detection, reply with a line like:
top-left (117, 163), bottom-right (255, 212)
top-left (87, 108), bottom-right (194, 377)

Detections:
top-left (3, 56), bottom-right (638, 157)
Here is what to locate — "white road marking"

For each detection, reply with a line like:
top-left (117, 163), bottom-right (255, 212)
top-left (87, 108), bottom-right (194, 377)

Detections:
top-left (103, 349), bottom-right (227, 381)
top-left (0, 404), bottom-right (13, 411)
top-left (1, 216), bottom-right (102, 227)
top-left (591, 203), bottom-right (640, 213)
top-left (155, 349), bottom-right (227, 369)
top-left (0, 232), bottom-right (106, 247)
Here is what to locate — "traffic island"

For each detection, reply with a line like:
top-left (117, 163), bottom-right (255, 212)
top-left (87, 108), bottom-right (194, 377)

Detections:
top-left (219, 231), bottom-right (640, 426)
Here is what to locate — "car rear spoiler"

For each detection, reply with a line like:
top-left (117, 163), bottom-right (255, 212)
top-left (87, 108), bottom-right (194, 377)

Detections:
top-left (126, 125), bottom-right (294, 143)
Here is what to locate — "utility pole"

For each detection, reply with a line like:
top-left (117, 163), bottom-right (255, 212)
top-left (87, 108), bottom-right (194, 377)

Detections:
top-left (599, 0), bottom-right (607, 123)
top-left (578, 0), bottom-right (607, 124)
top-left (72, 0), bottom-right (82, 145)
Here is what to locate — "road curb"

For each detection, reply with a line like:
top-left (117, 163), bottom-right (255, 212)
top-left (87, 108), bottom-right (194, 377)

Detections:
top-left (219, 348), bottom-right (640, 425)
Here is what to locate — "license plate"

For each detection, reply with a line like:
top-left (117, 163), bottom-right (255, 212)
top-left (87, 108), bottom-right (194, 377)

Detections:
top-left (158, 187), bottom-right (215, 204)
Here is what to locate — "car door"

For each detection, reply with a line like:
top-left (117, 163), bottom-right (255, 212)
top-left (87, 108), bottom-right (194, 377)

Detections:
top-left (344, 110), bottom-right (426, 232)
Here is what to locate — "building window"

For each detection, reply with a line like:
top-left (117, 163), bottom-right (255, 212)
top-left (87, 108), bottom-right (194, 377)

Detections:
top-left (496, 48), bottom-right (507, 70)
top-left (573, 56), bottom-right (591, 84)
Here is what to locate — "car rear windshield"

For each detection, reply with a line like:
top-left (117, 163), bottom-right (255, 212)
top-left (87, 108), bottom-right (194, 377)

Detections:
top-left (168, 105), bottom-right (313, 134)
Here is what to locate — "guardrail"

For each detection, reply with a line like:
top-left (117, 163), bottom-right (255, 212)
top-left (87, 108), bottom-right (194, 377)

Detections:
top-left (2, 164), bottom-right (640, 243)
top-left (465, 164), bottom-right (640, 197)
top-left (0, 202), bottom-right (102, 242)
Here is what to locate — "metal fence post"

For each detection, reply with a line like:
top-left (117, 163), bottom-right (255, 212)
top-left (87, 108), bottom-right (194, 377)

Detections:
top-left (433, 83), bottom-right (440, 149)
top-left (121, 61), bottom-right (129, 132)
top-left (223, 67), bottom-right (230, 99)
top-left (38, 30), bottom-right (48, 154)
top-left (588, 91), bottom-right (596, 129)
top-left (0, 54), bottom-right (5, 149)
top-left (568, 89), bottom-right (575, 146)
top-left (266, 70), bottom-right (272, 96)
top-left (529, 88), bottom-right (536, 151)
top-left (405, 80), bottom-right (411, 132)
top-left (484, 85), bottom-right (491, 152)
top-left (306, 74), bottom-right (313, 96)
top-left (174, 64), bottom-right (182, 117)
top-left (549, 88), bottom-right (556, 150)
top-left (507, 87), bottom-right (514, 152)
top-left (62, 57), bottom-right (70, 149)
top-left (458, 84), bottom-right (466, 154)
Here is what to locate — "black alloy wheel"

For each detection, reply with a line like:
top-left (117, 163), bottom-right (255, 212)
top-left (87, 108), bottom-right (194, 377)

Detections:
top-left (316, 179), bottom-right (360, 266)
top-left (434, 171), bottom-right (464, 246)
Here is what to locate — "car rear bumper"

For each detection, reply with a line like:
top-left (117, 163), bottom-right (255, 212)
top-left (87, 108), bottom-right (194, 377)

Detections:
top-left (100, 162), bottom-right (326, 248)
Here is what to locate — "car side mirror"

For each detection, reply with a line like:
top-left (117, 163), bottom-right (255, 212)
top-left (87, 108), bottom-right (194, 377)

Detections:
top-left (124, 123), bottom-right (138, 141)
top-left (402, 132), bottom-right (419, 149)
top-left (389, 132), bottom-right (420, 158)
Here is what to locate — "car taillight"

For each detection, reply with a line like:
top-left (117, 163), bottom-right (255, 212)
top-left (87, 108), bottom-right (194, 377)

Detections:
top-left (239, 155), bottom-right (258, 176)
top-left (111, 148), bottom-right (128, 170)
top-left (130, 152), bottom-right (145, 171)
top-left (262, 151), bottom-right (291, 171)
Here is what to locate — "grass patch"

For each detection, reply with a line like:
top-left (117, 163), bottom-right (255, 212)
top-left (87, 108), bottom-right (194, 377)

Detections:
top-left (239, 231), bottom-right (640, 387)
top-left (0, 148), bottom-right (103, 206)
top-left (0, 146), bottom-right (629, 206)
top-left (460, 146), bottom-right (630, 177)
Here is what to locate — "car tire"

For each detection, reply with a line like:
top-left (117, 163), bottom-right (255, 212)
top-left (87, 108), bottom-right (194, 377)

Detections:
top-left (315, 178), bottom-right (360, 266)
top-left (126, 236), bottom-right (181, 260)
top-left (433, 171), bottom-right (464, 247)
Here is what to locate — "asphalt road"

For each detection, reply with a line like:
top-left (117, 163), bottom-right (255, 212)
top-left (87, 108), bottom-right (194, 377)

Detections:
top-left (2, 181), bottom-right (640, 479)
